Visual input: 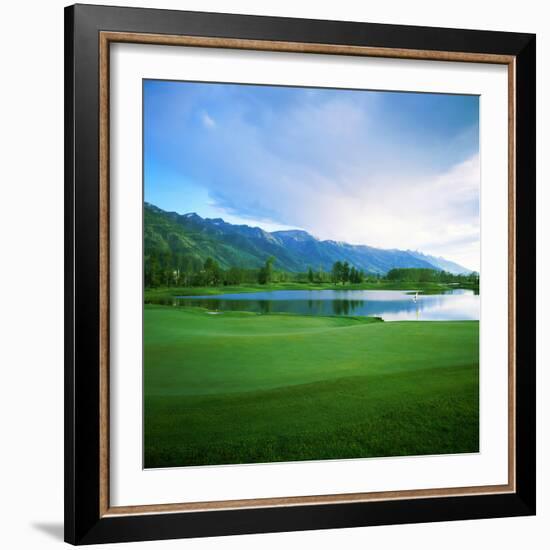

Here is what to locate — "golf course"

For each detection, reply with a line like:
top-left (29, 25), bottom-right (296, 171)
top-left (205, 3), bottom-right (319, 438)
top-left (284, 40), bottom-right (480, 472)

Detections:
top-left (141, 82), bottom-right (482, 470)
top-left (144, 303), bottom-right (479, 468)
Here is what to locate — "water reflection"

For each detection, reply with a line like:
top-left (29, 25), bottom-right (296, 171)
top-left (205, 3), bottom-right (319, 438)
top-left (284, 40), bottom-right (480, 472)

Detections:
top-left (156, 289), bottom-right (479, 321)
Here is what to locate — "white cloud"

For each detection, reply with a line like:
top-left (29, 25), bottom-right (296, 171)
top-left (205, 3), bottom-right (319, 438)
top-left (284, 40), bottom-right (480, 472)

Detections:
top-left (201, 111), bottom-right (216, 128)
top-left (293, 154), bottom-right (481, 270)
top-left (174, 92), bottom-right (480, 270)
top-left (213, 151), bottom-right (479, 270)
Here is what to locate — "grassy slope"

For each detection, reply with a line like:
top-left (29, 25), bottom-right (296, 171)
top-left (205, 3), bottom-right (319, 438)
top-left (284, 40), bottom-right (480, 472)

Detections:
top-left (144, 306), bottom-right (479, 468)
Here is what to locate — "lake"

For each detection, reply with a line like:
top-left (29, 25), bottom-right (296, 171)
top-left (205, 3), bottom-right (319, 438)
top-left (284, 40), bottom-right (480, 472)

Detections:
top-left (171, 288), bottom-right (479, 321)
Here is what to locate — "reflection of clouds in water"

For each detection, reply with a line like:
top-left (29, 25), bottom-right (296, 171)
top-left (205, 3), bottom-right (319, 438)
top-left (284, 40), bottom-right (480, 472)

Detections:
top-left (429, 294), bottom-right (478, 319)
top-left (183, 289), bottom-right (422, 302)
top-left (326, 293), bottom-right (479, 321)
top-left (174, 289), bottom-right (480, 321)
top-left (381, 294), bottom-right (479, 321)
top-left (334, 290), bottom-right (412, 302)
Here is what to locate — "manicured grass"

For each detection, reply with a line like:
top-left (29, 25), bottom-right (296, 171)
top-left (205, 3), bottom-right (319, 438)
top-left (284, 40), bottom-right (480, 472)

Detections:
top-left (144, 305), bottom-right (479, 468)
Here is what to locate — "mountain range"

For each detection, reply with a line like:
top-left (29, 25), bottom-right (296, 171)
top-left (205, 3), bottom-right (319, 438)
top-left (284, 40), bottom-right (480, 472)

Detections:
top-left (144, 202), bottom-right (471, 275)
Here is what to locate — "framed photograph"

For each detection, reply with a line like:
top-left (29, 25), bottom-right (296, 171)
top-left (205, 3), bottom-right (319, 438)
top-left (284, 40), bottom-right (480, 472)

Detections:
top-left (64, 4), bottom-right (536, 545)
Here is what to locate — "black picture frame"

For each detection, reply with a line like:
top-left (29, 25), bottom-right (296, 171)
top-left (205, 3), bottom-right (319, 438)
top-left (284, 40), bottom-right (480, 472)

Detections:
top-left (65, 3), bottom-right (536, 545)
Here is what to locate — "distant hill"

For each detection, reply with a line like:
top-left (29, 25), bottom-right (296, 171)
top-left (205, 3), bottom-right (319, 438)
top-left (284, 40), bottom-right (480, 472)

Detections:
top-left (144, 203), bottom-right (471, 275)
top-left (407, 250), bottom-right (473, 275)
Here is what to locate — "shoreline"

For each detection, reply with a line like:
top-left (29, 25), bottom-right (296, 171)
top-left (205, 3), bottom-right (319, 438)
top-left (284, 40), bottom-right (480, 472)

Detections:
top-left (145, 281), bottom-right (479, 302)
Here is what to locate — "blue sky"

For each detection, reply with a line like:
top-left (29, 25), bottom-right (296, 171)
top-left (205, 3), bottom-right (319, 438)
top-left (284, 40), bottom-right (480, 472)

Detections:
top-left (144, 80), bottom-right (480, 270)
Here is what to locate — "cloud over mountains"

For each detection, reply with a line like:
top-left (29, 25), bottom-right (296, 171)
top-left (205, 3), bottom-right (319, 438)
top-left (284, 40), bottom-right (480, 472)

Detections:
top-left (144, 81), bottom-right (480, 270)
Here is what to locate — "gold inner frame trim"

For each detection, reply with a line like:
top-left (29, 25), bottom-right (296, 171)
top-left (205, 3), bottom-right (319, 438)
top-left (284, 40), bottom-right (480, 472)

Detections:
top-left (98, 31), bottom-right (516, 517)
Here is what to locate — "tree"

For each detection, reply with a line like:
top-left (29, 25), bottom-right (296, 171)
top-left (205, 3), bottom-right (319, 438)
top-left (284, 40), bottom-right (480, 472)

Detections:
top-left (349, 266), bottom-right (364, 284)
top-left (203, 257), bottom-right (222, 286)
top-left (307, 266), bottom-right (314, 283)
top-left (225, 266), bottom-right (244, 285)
top-left (332, 261), bottom-right (343, 284)
top-left (318, 265), bottom-right (325, 282)
top-left (342, 261), bottom-right (350, 285)
top-left (258, 256), bottom-right (275, 284)
top-left (145, 253), bottom-right (161, 288)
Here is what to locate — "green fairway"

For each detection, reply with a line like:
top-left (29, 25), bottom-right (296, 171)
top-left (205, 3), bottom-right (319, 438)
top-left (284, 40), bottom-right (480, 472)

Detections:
top-left (144, 305), bottom-right (479, 468)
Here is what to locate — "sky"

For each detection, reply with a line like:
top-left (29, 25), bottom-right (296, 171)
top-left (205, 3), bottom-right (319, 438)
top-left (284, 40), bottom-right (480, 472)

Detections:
top-left (144, 80), bottom-right (480, 271)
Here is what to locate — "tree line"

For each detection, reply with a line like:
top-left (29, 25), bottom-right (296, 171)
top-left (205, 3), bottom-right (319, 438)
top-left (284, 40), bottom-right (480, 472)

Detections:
top-left (330, 261), bottom-right (366, 284)
top-left (386, 267), bottom-right (479, 285)
top-left (145, 252), bottom-right (331, 288)
top-left (145, 251), bottom-right (256, 288)
top-left (144, 250), bottom-right (477, 289)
